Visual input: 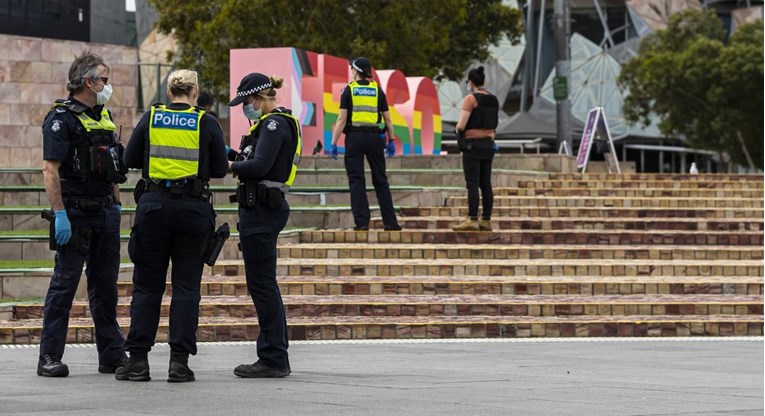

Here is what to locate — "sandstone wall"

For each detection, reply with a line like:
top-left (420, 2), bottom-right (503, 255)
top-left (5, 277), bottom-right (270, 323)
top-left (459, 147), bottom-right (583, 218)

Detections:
top-left (0, 34), bottom-right (141, 168)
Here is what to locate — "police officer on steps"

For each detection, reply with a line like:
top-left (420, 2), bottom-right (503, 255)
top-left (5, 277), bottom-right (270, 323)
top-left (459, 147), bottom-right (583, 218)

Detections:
top-left (117, 69), bottom-right (227, 382)
top-left (228, 72), bottom-right (301, 378)
top-left (330, 57), bottom-right (401, 231)
top-left (39, 50), bottom-right (128, 377)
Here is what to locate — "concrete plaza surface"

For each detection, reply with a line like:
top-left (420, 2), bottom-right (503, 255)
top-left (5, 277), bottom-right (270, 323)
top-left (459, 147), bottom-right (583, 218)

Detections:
top-left (0, 338), bottom-right (762, 416)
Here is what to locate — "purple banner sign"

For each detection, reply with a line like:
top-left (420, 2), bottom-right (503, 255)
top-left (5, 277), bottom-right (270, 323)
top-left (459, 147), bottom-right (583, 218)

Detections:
top-left (576, 108), bottom-right (600, 168)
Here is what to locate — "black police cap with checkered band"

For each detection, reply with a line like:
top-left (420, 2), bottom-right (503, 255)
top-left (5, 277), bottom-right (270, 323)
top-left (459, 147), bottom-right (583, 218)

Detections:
top-left (228, 73), bottom-right (273, 106)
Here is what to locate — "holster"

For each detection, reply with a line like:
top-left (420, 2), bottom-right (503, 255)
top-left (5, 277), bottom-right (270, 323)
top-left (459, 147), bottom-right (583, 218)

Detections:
top-left (41, 209), bottom-right (93, 256)
top-left (134, 178), bottom-right (146, 203)
top-left (200, 223), bottom-right (230, 266)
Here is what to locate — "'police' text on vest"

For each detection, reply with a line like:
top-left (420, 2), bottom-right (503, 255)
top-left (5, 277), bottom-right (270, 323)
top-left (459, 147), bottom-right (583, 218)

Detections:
top-left (152, 112), bottom-right (198, 130)
top-left (352, 87), bottom-right (377, 97)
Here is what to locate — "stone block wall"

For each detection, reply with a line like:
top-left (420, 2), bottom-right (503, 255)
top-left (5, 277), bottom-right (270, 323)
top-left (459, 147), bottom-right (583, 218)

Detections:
top-left (0, 34), bottom-right (141, 168)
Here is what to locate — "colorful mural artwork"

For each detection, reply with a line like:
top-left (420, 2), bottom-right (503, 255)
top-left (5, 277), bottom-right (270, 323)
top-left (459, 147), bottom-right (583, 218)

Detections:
top-left (230, 48), bottom-right (442, 155)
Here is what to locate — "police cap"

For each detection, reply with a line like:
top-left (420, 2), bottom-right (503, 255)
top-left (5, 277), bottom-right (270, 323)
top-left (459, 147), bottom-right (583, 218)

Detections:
top-left (228, 72), bottom-right (272, 106)
top-left (350, 57), bottom-right (372, 77)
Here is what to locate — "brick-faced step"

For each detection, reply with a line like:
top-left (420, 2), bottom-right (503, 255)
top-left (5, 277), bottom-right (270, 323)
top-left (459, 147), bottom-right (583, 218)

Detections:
top-left (277, 243), bottom-right (764, 261)
top-left (517, 180), bottom-right (764, 190)
top-left (445, 196), bottom-right (764, 208)
top-left (401, 206), bottom-right (765, 219)
top-left (298, 229), bottom-right (764, 246)
top-left (495, 188), bottom-right (764, 198)
top-left (549, 173), bottom-right (763, 181)
top-left (371, 217), bottom-right (764, 232)
top-left (12, 294), bottom-right (764, 320)
top-left (1, 314), bottom-right (761, 344)
top-left (209, 258), bottom-right (765, 278)
top-left (115, 274), bottom-right (764, 298)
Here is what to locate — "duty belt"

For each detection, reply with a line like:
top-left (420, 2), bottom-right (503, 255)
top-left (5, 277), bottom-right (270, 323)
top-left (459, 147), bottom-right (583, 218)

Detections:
top-left (145, 179), bottom-right (211, 201)
top-left (64, 195), bottom-right (115, 211)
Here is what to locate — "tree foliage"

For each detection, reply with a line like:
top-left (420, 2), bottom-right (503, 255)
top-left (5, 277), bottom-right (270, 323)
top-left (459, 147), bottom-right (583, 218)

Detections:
top-left (619, 9), bottom-right (763, 169)
top-left (149, 0), bottom-right (523, 102)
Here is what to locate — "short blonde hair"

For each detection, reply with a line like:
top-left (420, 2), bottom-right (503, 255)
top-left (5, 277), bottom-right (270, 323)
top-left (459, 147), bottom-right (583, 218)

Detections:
top-left (167, 69), bottom-right (198, 97)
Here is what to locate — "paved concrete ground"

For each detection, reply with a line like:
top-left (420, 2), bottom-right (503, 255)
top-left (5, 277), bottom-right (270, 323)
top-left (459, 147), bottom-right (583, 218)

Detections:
top-left (0, 338), bottom-right (762, 415)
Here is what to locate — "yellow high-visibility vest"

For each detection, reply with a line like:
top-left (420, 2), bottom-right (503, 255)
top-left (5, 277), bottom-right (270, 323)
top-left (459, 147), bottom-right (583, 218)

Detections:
top-left (148, 105), bottom-right (203, 180)
top-left (349, 80), bottom-right (380, 128)
top-left (68, 107), bottom-right (117, 133)
top-left (245, 111), bottom-right (302, 192)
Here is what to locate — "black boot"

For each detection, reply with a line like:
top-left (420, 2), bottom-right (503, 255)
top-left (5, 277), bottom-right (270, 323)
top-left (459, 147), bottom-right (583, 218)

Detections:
top-left (234, 360), bottom-right (291, 378)
top-left (115, 352), bottom-right (150, 381)
top-left (167, 351), bottom-right (195, 383)
top-left (37, 354), bottom-right (69, 377)
top-left (98, 356), bottom-right (128, 374)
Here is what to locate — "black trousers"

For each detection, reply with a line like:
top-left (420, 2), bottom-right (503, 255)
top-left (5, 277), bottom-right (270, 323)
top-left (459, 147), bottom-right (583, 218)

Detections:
top-left (40, 204), bottom-right (125, 364)
top-left (344, 132), bottom-right (399, 228)
top-left (238, 199), bottom-right (290, 369)
top-left (124, 191), bottom-right (214, 355)
top-left (462, 138), bottom-right (495, 220)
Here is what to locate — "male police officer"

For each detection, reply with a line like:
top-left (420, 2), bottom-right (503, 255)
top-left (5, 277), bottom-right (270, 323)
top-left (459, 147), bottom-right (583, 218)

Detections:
top-left (330, 57), bottom-right (401, 231)
top-left (39, 50), bottom-right (128, 377)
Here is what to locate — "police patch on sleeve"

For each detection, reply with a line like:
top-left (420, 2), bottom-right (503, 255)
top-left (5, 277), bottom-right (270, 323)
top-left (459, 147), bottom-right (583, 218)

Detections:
top-left (267, 119), bottom-right (278, 131)
top-left (51, 120), bottom-right (62, 132)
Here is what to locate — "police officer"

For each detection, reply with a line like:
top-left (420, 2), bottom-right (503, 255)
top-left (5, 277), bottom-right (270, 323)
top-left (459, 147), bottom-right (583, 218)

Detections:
top-left (330, 57), bottom-right (401, 231)
top-left (228, 72), bottom-right (301, 378)
top-left (117, 69), bottom-right (227, 382)
top-left (39, 50), bottom-right (128, 377)
top-left (197, 91), bottom-right (218, 119)
top-left (453, 66), bottom-right (499, 232)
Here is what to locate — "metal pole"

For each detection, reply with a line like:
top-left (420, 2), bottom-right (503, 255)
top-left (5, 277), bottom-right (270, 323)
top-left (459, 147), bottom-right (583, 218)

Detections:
top-left (521, 0), bottom-right (535, 111)
top-left (593, 0), bottom-right (614, 48)
top-left (553, 0), bottom-right (572, 152)
top-left (532, 0), bottom-right (546, 98)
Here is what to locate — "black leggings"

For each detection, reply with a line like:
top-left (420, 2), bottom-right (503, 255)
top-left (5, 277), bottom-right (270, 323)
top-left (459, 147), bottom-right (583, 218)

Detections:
top-left (461, 139), bottom-right (494, 220)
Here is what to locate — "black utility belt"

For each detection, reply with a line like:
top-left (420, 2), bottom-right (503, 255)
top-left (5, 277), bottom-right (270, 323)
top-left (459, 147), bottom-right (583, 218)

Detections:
top-left (64, 195), bottom-right (115, 212)
top-left (346, 126), bottom-right (381, 134)
top-left (143, 179), bottom-right (211, 201)
top-left (230, 182), bottom-right (284, 210)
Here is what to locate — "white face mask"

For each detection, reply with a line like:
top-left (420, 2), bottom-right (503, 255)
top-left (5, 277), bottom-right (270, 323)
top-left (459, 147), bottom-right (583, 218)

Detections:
top-left (92, 83), bottom-right (112, 105)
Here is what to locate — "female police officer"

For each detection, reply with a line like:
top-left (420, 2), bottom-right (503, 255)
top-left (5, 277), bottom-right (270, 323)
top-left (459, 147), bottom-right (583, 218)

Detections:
top-left (117, 69), bottom-right (228, 382)
top-left (228, 73), bottom-right (301, 378)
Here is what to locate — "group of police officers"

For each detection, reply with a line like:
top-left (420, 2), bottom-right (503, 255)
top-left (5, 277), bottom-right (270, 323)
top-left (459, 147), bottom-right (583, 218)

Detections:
top-left (38, 51), bottom-right (497, 382)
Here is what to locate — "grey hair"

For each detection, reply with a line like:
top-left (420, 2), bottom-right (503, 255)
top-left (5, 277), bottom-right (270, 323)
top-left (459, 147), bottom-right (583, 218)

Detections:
top-left (66, 50), bottom-right (109, 93)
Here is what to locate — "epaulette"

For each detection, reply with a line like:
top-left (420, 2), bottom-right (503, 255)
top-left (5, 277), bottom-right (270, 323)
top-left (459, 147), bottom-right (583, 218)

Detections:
top-left (51, 99), bottom-right (86, 114)
top-left (151, 102), bottom-right (165, 108)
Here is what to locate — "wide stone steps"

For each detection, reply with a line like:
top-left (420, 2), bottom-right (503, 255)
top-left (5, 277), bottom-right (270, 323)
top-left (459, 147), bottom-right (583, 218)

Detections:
top-left (548, 173), bottom-right (763, 181)
top-left (113, 274), bottom-right (763, 298)
top-left (298, 229), bottom-right (764, 246)
top-left (276, 243), bottom-right (763, 261)
top-left (208, 258), bottom-right (764, 278)
top-left (11, 294), bottom-right (763, 321)
top-left (0, 186), bottom-right (457, 207)
top-left (371, 216), bottom-right (764, 232)
top-left (444, 195), bottom-right (764, 208)
top-left (401, 206), bottom-right (764, 219)
top-left (495, 188), bottom-right (764, 198)
top-left (2, 314), bottom-right (760, 343)
top-left (517, 180), bottom-right (764, 190)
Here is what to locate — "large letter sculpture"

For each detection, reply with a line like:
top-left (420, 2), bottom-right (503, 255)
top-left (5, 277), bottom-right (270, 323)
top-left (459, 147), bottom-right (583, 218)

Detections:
top-left (230, 48), bottom-right (442, 155)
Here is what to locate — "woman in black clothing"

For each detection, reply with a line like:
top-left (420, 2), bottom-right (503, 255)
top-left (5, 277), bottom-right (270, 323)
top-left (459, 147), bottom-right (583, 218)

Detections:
top-left (453, 66), bottom-right (500, 232)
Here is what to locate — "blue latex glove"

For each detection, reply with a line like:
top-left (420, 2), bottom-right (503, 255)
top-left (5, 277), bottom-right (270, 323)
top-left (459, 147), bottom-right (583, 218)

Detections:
top-left (115, 204), bottom-right (122, 214)
top-left (54, 209), bottom-right (72, 246)
top-left (330, 144), bottom-right (338, 160)
top-left (225, 145), bottom-right (230, 154)
top-left (492, 142), bottom-right (500, 152)
top-left (385, 139), bottom-right (395, 158)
